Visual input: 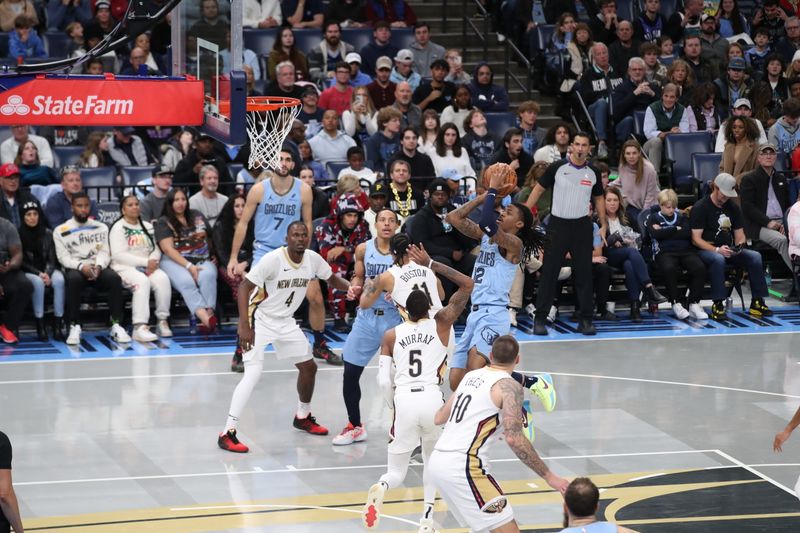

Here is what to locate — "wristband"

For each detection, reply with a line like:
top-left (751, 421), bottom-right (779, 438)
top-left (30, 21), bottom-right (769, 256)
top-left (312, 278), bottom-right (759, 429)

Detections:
top-left (185, 261), bottom-right (193, 270)
top-left (487, 188), bottom-right (498, 196)
top-left (427, 258), bottom-right (434, 268)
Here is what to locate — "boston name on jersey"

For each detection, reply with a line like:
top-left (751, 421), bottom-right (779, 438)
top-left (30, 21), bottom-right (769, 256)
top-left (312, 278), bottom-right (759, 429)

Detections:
top-left (398, 267), bottom-right (429, 283)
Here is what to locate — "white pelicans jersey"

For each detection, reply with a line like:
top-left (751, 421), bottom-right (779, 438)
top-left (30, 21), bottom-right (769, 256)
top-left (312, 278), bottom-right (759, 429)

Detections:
top-left (392, 318), bottom-right (448, 388)
top-left (246, 247), bottom-right (331, 321)
top-left (389, 261), bottom-right (443, 319)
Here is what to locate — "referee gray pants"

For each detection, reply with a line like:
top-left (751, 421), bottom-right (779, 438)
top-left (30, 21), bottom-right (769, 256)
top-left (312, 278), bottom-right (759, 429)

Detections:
top-left (535, 215), bottom-right (595, 321)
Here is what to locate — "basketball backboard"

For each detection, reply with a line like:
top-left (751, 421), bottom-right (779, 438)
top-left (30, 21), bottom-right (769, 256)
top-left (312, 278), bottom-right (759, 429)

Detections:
top-left (172, 0), bottom-right (246, 145)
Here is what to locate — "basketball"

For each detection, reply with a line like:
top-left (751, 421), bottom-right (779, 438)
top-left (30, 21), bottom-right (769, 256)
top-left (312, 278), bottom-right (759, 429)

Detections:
top-left (482, 162), bottom-right (518, 197)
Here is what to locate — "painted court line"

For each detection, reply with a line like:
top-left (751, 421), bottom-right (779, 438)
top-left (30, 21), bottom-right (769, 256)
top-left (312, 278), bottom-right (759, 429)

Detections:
top-left (15, 449), bottom-right (722, 487)
top-left (712, 449), bottom-right (797, 497)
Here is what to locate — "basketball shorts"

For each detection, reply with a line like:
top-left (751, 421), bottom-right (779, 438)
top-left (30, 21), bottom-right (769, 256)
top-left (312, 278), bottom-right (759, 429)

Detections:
top-left (452, 305), bottom-right (510, 369)
top-left (343, 307), bottom-right (403, 367)
top-left (427, 449), bottom-right (514, 532)
top-left (388, 387), bottom-right (444, 454)
top-left (243, 312), bottom-right (311, 362)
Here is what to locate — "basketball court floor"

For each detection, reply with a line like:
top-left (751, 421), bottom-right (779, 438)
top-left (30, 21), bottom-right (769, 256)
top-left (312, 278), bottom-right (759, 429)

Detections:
top-left (3, 297), bottom-right (800, 532)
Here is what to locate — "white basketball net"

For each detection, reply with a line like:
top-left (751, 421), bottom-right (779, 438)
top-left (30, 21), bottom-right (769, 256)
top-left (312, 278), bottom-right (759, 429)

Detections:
top-left (246, 100), bottom-right (301, 170)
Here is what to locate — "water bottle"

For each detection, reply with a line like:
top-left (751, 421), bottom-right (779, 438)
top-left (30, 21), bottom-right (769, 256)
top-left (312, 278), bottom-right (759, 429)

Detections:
top-left (725, 297), bottom-right (733, 312)
top-left (765, 264), bottom-right (772, 286)
top-left (189, 316), bottom-right (197, 335)
top-left (532, 0), bottom-right (546, 25)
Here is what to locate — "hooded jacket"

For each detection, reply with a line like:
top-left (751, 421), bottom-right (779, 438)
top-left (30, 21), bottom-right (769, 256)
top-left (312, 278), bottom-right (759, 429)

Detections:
top-left (467, 63), bottom-right (509, 112)
top-left (314, 193), bottom-right (371, 272)
top-left (768, 116), bottom-right (800, 153)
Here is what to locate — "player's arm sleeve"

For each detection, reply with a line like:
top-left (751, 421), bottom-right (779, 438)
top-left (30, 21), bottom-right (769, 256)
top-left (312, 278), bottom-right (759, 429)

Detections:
top-left (377, 355), bottom-right (394, 406)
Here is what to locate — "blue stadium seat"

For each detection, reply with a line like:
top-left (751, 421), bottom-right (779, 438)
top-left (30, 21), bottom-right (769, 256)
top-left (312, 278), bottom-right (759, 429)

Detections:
top-left (617, 0), bottom-right (636, 21)
top-left (243, 28), bottom-right (279, 56)
top-left (534, 25), bottom-right (555, 52)
top-left (389, 28), bottom-right (415, 51)
top-left (120, 166), bottom-right (157, 187)
top-left (633, 110), bottom-right (646, 140)
top-left (43, 32), bottom-right (71, 57)
top-left (664, 132), bottom-right (713, 192)
top-left (228, 163), bottom-right (244, 179)
top-left (691, 152), bottom-right (722, 195)
top-left (485, 112), bottom-right (516, 136)
top-left (80, 167), bottom-right (117, 201)
top-left (343, 28), bottom-right (374, 55)
top-left (52, 146), bottom-right (84, 168)
top-left (326, 161), bottom-right (349, 179)
top-left (294, 29), bottom-right (322, 55)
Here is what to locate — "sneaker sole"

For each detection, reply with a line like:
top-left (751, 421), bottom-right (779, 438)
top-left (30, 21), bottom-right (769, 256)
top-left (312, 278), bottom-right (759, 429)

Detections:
top-left (218, 441), bottom-right (249, 453)
top-left (522, 399), bottom-right (535, 442)
top-left (531, 374), bottom-right (556, 412)
top-left (363, 485), bottom-right (385, 529)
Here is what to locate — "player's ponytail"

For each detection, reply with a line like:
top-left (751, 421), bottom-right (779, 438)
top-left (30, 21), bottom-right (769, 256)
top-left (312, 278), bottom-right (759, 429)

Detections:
top-left (390, 233), bottom-right (411, 266)
top-left (512, 202), bottom-right (546, 266)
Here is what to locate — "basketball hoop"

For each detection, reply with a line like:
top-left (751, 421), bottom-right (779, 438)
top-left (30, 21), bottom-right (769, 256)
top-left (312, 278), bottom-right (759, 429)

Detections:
top-left (245, 96), bottom-right (301, 171)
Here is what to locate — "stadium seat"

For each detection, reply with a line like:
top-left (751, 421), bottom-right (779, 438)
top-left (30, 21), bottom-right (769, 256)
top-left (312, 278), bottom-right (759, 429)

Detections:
top-left (343, 29), bottom-right (374, 55)
top-left (120, 166), bottom-right (157, 187)
top-left (80, 167), bottom-right (117, 201)
top-left (243, 28), bottom-right (279, 56)
top-left (52, 146), bottom-right (85, 168)
top-left (326, 161), bottom-right (349, 179)
top-left (664, 132), bottom-right (713, 193)
top-left (294, 29), bottom-right (321, 55)
top-left (485, 112), bottom-right (516, 136)
top-left (534, 25), bottom-right (555, 52)
top-left (389, 28), bottom-right (415, 51)
top-left (632, 110), bottom-right (646, 140)
top-left (616, 0), bottom-right (636, 21)
top-left (691, 152), bottom-right (722, 195)
top-left (43, 32), bottom-right (71, 56)
top-left (228, 163), bottom-right (244, 180)
top-left (657, 0), bottom-right (678, 18)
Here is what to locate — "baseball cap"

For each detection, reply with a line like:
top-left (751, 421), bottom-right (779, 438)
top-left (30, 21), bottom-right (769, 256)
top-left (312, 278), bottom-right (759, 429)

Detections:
top-left (301, 85), bottom-right (318, 97)
top-left (96, 0), bottom-right (111, 10)
top-left (196, 132), bottom-right (214, 141)
top-left (0, 163), bottom-right (20, 178)
top-left (154, 164), bottom-right (175, 176)
top-left (732, 97), bottom-right (751, 109)
top-left (345, 52), bottom-right (362, 64)
top-left (700, 13), bottom-right (714, 23)
top-left (116, 126), bottom-right (136, 135)
top-left (758, 142), bottom-right (777, 154)
top-left (441, 168), bottom-right (462, 181)
top-left (376, 56), bottom-right (393, 71)
top-left (394, 49), bottom-right (414, 63)
top-left (428, 178), bottom-right (450, 195)
top-left (714, 173), bottom-right (738, 197)
top-left (728, 57), bottom-right (746, 71)
top-left (369, 180), bottom-right (389, 197)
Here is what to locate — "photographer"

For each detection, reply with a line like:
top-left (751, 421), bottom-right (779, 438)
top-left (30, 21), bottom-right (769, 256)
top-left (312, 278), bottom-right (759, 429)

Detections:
top-left (690, 173), bottom-right (773, 321)
top-left (173, 133), bottom-right (233, 196)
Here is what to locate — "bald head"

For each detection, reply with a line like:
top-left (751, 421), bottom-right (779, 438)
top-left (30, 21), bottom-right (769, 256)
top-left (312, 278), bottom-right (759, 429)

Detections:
top-left (395, 82), bottom-right (412, 104)
top-left (592, 43), bottom-right (609, 69)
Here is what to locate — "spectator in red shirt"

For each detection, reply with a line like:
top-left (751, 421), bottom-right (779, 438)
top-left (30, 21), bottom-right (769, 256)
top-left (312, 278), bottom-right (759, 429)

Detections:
top-left (319, 61), bottom-right (355, 115)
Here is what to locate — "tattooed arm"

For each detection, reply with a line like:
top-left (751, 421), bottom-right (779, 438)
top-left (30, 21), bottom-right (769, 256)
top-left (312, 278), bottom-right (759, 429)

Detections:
top-left (359, 270), bottom-right (393, 309)
top-left (493, 377), bottom-right (569, 494)
top-left (444, 194), bottom-right (487, 240)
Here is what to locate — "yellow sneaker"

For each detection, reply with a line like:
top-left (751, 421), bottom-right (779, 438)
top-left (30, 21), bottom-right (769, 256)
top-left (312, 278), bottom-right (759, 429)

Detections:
top-left (529, 373), bottom-right (556, 412)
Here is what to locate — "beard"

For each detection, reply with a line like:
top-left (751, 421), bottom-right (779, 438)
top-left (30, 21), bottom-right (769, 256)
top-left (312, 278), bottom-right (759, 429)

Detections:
top-left (74, 214), bottom-right (88, 223)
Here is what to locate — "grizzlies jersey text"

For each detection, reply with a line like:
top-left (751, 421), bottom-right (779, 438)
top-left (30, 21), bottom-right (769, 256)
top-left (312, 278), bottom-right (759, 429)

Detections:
top-left (254, 178), bottom-right (303, 254)
top-left (364, 239), bottom-right (394, 311)
top-left (471, 235), bottom-right (517, 305)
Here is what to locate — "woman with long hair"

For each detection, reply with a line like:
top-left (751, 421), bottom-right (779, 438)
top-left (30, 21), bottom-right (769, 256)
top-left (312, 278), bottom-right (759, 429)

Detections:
top-left (342, 86), bottom-right (378, 145)
top-left (715, 0), bottom-right (749, 38)
top-left (417, 109), bottom-right (440, 155)
top-left (533, 122), bottom-right (574, 164)
top-left (666, 59), bottom-right (696, 106)
top-left (154, 188), bottom-right (218, 334)
top-left (602, 187), bottom-right (666, 321)
top-left (428, 122), bottom-right (476, 179)
top-left (80, 131), bottom-right (110, 168)
top-left (689, 82), bottom-right (722, 132)
top-left (786, 52), bottom-right (800, 79)
top-left (161, 128), bottom-right (195, 171)
top-left (213, 193), bottom-right (253, 372)
top-left (267, 27), bottom-right (309, 81)
top-left (15, 141), bottom-right (56, 186)
top-left (440, 84), bottom-right (473, 136)
top-left (109, 195), bottom-right (172, 342)
top-left (720, 115), bottom-right (760, 182)
top-left (562, 22), bottom-right (593, 93)
top-left (19, 200), bottom-right (64, 341)
top-left (616, 140), bottom-right (660, 228)
top-left (551, 12), bottom-right (575, 51)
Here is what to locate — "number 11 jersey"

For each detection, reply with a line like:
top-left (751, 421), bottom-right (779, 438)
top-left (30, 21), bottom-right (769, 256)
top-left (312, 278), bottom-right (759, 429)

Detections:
top-left (389, 261), bottom-right (443, 319)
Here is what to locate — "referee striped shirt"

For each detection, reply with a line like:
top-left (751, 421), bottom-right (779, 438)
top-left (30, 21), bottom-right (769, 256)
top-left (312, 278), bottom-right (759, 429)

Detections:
top-left (537, 159), bottom-right (604, 219)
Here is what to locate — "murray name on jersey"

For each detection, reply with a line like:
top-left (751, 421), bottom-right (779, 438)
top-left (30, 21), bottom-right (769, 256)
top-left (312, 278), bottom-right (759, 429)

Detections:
top-left (398, 330), bottom-right (437, 349)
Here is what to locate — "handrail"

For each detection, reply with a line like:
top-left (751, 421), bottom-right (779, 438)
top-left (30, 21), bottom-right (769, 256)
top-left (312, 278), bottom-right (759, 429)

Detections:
top-left (462, 0), bottom-right (489, 60)
top-left (503, 39), bottom-right (533, 100)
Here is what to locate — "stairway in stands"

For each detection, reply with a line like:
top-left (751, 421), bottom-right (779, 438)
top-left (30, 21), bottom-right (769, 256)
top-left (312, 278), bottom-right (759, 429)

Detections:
top-left (409, 0), bottom-right (562, 127)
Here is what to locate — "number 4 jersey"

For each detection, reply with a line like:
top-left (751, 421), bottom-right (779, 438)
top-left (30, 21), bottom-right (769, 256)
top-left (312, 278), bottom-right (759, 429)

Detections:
top-left (435, 367), bottom-right (511, 457)
top-left (392, 318), bottom-right (448, 388)
top-left (246, 247), bottom-right (332, 321)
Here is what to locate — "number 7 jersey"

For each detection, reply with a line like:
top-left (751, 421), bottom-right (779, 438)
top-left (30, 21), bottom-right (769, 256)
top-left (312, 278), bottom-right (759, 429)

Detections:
top-left (392, 318), bottom-right (448, 387)
top-left (246, 247), bottom-right (332, 321)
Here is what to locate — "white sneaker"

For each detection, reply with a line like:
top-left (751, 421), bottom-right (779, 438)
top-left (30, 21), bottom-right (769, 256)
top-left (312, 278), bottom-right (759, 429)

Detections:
top-left (362, 482), bottom-right (387, 529)
top-left (688, 303), bottom-right (709, 320)
top-left (524, 303), bottom-right (536, 316)
top-left (547, 305), bottom-right (557, 323)
top-left (332, 423), bottom-right (367, 446)
top-left (156, 319), bottom-right (173, 337)
top-left (66, 324), bottom-right (81, 345)
top-left (672, 302), bottom-right (690, 320)
top-left (418, 516), bottom-right (438, 533)
top-left (132, 325), bottom-right (158, 343)
top-left (110, 323), bottom-right (132, 343)
top-left (497, 32), bottom-right (506, 43)
top-left (509, 308), bottom-right (517, 327)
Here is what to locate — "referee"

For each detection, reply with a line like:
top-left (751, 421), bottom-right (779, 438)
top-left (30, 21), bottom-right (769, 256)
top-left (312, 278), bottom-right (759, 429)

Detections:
top-left (525, 132), bottom-right (607, 336)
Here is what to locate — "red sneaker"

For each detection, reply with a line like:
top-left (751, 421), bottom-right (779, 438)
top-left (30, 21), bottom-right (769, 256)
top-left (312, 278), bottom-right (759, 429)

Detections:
top-left (293, 414), bottom-right (329, 435)
top-left (218, 429), bottom-right (249, 453)
top-left (199, 315), bottom-right (218, 335)
top-left (0, 324), bottom-right (18, 344)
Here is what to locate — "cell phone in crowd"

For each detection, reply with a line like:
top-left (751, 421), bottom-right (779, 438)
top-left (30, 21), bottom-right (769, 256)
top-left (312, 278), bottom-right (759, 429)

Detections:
top-left (356, 94), bottom-right (364, 105)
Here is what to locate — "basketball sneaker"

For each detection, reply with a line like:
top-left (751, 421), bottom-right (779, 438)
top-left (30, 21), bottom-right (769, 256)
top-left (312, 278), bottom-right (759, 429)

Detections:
top-left (0, 324), bottom-right (18, 344)
top-left (522, 399), bottom-right (535, 442)
top-left (218, 429), bottom-right (249, 453)
top-left (313, 340), bottom-right (343, 365)
top-left (529, 373), bottom-right (556, 412)
top-left (688, 303), bottom-right (708, 320)
top-left (132, 325), bottom-right (158, 343)
top-left (710, 300), bottom-right (727, 320)
top-left (362, 482), bottom-right (387, 529)
top-left (332, 423), bottom-right (367, 445)
top-left (110, 323), bottom-right (132, 343)
top-left (672, 302), bottom-right (690, 320)
top-left (156, 319), bottom-right (173, 337)
top-left (293, 414), bottom-right (329, 435)
top-left (749, 298), bottom-right (773, 317)
top-left (66, 324), bottom-right (81, 345)
top-left (418, 516), bottom-right (438, 533)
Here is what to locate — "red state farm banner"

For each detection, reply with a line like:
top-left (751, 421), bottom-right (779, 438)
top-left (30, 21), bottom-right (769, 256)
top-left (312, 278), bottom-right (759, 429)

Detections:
top-left (0, 76), bottom-right (204, 126)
